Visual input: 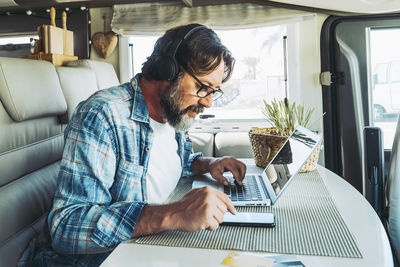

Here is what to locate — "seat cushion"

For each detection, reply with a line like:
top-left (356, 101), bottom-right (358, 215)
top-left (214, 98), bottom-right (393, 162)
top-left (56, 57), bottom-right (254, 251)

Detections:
top-left (0, 161), bottom-right (59, 266)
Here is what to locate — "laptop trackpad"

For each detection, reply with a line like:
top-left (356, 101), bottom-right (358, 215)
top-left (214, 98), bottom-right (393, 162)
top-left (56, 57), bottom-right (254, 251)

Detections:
top-left (192, 174), bottom-right (223, 191)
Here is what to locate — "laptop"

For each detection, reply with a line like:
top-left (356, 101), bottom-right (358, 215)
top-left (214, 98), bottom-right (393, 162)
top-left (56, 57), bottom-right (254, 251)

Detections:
top-left (192, 126), bottom-right (322, 206)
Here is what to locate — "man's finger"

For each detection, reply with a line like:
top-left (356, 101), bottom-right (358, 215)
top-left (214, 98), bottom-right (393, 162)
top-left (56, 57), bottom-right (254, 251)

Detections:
top-left (224, 163), bottom-right (243, 185)
top-left (214, 210), bottom-right (225, 224)
top-left (216, 203), bottom-right (228, 215)
top-left (238, 162), bottom-right (247, 179)
top-left (217, 191), bottom-right (237, 215)
top-left (211, 172), bottom-right (229, 186)
top-left (207, 219), bottom-right (220, 231)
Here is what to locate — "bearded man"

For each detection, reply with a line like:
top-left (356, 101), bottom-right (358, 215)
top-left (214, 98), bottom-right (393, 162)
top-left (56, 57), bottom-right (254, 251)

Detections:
top-left (19, 23), bottom-right (246, 266)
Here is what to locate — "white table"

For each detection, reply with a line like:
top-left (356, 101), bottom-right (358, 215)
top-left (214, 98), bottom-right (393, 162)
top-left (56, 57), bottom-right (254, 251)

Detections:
top-left (101, 162), bottom-right (393, 267)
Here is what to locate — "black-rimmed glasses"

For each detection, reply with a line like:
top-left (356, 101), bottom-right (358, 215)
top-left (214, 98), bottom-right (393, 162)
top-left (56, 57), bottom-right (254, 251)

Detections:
top-left (187, 72), bottom-right (224, 101)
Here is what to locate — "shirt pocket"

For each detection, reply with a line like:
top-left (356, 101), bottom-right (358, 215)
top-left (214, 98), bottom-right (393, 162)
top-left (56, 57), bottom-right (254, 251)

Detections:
top-left (113, 160), bottom-right (144, 201)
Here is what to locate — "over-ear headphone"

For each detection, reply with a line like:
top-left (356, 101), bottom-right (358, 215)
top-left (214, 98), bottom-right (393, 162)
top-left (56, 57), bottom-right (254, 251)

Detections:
top-left (149, 25), bottom-right (207, 81)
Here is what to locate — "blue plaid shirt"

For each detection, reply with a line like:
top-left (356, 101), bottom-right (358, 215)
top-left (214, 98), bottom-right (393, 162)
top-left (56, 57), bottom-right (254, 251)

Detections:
top-left (19, 74), bottom-right (201, 266)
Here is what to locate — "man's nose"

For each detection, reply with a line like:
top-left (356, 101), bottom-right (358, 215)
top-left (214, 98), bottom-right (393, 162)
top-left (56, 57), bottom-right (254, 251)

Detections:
top-left (199, 94), bottom-right (213, 108)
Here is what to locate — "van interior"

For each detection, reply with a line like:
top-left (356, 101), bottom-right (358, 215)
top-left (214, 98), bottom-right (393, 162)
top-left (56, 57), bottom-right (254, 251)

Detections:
top-left (1, 0), bottom-right (400, 266)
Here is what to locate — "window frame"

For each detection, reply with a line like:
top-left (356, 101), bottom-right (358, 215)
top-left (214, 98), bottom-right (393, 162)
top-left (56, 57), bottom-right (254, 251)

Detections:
top-left (119, 22), bottom-right (313, 133)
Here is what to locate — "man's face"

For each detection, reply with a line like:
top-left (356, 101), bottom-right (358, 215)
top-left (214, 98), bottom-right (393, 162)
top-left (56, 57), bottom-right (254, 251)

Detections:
top-left (160, 61), bottom-right (225, 131)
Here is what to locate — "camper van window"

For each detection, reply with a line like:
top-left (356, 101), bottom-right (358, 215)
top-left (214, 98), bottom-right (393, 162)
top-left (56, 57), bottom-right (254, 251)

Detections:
top-left (128, 25), bottom-right (287, 130)
top-left (0, 34), bottom-right (38, 57)
top-left (0, 35), bottom-right (37, 45)
top-left (369, 28), bottom-right (400, 149)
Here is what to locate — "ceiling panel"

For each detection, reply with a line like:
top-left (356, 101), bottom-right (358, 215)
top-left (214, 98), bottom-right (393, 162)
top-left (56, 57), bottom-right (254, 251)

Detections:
top-left (0, 0), bottom-right (17, 8)
top-left (270, 0), bottom-right (400, 14)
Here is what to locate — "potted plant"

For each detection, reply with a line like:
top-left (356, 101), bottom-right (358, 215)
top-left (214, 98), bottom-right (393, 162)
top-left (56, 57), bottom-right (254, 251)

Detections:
top-left (249, 98), bottom-right (323, 172)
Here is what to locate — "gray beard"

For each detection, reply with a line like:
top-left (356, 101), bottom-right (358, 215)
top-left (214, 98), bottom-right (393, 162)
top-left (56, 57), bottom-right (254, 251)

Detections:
top-left (160, 74), bottom-right (204, 131)
top-left (173, 116), bottom-right (196, 131)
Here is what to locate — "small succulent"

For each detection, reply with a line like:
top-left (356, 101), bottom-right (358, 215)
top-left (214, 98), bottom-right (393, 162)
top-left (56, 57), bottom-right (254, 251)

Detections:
top-left (261, 98), bottom-right (322, 136)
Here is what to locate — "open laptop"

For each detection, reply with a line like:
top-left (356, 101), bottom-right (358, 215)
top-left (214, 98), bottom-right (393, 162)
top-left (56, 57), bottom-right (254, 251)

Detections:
top-left (192, 126), bottom-right (322, 206)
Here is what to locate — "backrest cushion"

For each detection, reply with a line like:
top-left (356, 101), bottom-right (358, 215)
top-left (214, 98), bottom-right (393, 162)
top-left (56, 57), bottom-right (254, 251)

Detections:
top-left (0, 57), bottom-right (67, 122)
top-left (189, 132), bottom-right (214, 157)
top-left (214, 132), bottom-right (253, 158)
top-left (64, 59), bottom-right (120, 90)
top-left (56, 66), bottom-right (98, 121)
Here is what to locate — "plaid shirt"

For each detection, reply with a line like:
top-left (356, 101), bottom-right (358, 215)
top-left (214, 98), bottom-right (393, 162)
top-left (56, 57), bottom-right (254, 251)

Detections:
top-left (30, 75), bottom-right (201, 266)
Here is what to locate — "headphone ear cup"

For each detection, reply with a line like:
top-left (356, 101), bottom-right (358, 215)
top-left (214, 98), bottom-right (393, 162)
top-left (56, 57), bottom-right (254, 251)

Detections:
top-left (147, 54), bottom-right (173, 81)
top-left (148, 53), bottom-right (179, 81)
top-left (166, 56), bottom-right (179, 81)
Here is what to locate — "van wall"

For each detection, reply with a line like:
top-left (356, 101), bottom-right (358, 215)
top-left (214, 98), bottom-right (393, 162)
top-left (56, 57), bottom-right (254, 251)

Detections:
top-left (90, 7), bottom-right (120, 79)
top-left (291, 14), bottom-right (328, 132)
top-left (285, 14), bottom-right (328, 164)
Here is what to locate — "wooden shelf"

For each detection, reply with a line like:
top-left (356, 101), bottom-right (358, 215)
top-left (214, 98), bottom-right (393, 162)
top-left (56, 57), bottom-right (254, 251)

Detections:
top-left (21, 53), bottom-right (78, 66)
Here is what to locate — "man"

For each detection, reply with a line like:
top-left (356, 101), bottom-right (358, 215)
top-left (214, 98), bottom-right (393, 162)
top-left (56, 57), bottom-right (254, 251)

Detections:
top-left (19, 23), bottom-right (246, 266)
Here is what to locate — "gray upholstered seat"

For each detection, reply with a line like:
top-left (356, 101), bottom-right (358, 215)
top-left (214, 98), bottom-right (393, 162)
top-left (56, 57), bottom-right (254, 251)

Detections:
top-left (0, 57), bottom-right (118, 266)
top-left (0, 57), bottom-right (66, 266)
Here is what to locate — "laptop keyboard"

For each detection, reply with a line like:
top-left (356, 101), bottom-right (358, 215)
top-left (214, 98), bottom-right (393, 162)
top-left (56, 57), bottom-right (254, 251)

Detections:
top-left (224, 175), bottom-right (263, 202)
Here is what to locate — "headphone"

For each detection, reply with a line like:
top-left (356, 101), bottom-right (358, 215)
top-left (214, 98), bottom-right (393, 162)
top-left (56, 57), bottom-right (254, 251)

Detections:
top-left (149, 25), bottom-right (207, 81)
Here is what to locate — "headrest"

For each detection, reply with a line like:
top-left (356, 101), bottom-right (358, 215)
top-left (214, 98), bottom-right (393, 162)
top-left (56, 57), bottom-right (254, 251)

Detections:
top-left (56, 66), bottom-right (98, 121)
top-left (0, 57), bottom-right (67, 122)
top-left (64, 59), bottom-right (120, 90)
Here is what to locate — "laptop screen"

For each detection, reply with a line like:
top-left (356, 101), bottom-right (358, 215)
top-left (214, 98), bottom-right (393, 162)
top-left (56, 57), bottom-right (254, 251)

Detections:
top-left (262, 126), bottom-right (322, 204)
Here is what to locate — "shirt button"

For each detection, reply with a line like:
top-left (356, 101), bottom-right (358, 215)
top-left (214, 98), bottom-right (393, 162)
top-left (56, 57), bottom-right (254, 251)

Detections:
top-left (145, 147), bottom-right (150, 152)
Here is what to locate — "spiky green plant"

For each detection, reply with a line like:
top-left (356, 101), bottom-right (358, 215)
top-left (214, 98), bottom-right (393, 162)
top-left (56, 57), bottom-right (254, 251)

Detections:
top-left (261, 98), bottom-right (321, 136)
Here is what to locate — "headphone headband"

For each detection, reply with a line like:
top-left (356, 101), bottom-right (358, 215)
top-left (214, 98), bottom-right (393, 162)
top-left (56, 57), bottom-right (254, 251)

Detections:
top-left (148, 24), bottom-right (208, 81)
top-left (170, 25), bottom-right (207, 61)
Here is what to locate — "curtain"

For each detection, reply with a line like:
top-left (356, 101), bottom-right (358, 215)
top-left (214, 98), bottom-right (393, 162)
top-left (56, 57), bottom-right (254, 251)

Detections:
top-left (111, 2), bottom-right (315, 35)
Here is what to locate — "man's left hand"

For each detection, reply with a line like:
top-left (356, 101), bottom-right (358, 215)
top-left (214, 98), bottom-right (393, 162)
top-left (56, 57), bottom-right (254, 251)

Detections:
top-left (208, 156), bottom-right (246, 186)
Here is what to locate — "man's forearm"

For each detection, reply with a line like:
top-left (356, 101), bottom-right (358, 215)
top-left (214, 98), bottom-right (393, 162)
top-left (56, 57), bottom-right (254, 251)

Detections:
top-left (132, 204), bottom-right (177, 237)
top-left (132, 185), bottom-right (236, 237)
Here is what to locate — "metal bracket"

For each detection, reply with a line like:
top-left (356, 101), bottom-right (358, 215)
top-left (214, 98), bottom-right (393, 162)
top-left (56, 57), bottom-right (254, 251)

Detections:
top-left (320, 71), bottom-right (345, 86)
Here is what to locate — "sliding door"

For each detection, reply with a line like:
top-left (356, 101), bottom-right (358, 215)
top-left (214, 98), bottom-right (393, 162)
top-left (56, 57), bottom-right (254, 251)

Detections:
top-left (321, 14), bottom-right (400, 193)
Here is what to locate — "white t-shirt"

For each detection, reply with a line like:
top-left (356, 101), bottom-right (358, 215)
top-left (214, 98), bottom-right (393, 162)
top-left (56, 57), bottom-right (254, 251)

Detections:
top-left (146, 119), bottom-right (182, 204)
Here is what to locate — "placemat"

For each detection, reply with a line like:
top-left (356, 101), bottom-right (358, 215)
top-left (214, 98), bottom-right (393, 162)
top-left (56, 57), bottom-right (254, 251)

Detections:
top-left (136, 171), bottom-right (362, 258)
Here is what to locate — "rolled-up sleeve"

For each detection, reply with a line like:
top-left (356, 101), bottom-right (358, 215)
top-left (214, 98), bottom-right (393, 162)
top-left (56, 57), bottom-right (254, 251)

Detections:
top-left (179, 132), bottom-right (203, 178)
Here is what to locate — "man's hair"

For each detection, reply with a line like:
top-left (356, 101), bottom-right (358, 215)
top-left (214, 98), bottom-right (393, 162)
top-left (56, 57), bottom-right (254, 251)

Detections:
top-left (142, 23), bottom-right (235, 82)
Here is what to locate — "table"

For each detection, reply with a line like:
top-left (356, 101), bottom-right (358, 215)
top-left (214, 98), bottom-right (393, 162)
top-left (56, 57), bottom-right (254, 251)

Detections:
top-left (101, 162), bottom-right (393, 267)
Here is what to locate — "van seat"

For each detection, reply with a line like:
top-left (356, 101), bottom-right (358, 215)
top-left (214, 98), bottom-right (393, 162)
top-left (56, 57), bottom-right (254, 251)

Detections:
top-left (214, 132), bottom-right (253, 158)
top-left (0, 57), bottom-right (118, 266)
top-left (64, 59), bottom-right (120, 90)
top-left (0, 58), bottom-right (66, 266)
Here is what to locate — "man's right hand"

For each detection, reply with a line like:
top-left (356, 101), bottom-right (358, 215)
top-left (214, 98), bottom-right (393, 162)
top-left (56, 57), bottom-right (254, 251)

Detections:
top-left (132, 186), bottom-right (236, 237)
top-left (170, 186), bottom-right (237, 232)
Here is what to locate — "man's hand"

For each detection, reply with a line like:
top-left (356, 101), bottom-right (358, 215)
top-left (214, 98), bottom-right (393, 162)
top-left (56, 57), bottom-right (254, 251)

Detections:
top-left (171, 186), bottom-right (237, 231)
top-left (132, 186), bottom-right (236, 237)
top-left (208, 156), bottom-right (246, 186)
top-left (191, 156), bottom-right (246, 186)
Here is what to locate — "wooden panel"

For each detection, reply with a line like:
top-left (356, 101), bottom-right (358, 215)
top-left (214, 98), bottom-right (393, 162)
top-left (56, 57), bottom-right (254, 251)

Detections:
top-left (21, 52), bottom-right (78, 66)
top-left (48, 25), bottom-right (63, 54)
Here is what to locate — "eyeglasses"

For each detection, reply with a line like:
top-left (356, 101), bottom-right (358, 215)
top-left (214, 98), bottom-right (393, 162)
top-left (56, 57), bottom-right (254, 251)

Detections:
top-left (187, 72), bottom-right (224, 101)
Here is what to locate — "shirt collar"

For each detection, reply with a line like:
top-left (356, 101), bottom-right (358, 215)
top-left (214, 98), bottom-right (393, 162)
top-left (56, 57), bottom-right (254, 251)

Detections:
top-left (130, 74), bottom-right (150, 124)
